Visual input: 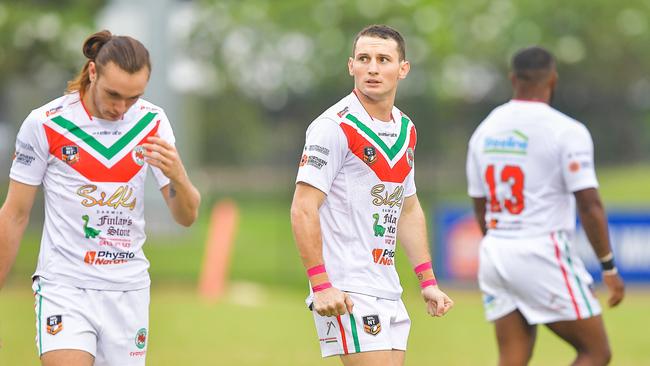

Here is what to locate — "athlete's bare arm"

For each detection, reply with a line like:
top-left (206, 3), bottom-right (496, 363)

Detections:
top-left (472, 197), bottom-right (487, 236)
top-left (397, 194), bottom-right (453, 316)
top-left (574, 188), bottom-right (624, 307)
top-left (143, 136), bottom-right (200, 227)
top-left (291, 182), bottom-right (353, 317)
top-left (0, 180), bottom-right (38, 289)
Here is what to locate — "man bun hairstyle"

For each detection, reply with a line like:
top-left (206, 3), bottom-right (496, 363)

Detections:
top-left (511, 46), bottom-right (555, 84)
top-left (353, 24), bottom-right (406, 61)
top-left (66, 30), bottom-right (151, 94)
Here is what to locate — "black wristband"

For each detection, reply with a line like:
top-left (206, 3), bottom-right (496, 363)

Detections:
top-left (600, 257), bottom-right (615, 271)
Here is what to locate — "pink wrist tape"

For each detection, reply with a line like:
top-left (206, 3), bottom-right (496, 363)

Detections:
top-left (307, 264), bottom-right (326, 277)
top-left (414, 261), bottom-right (433, 274)
top-left (312, 282), bottom-right (332, 293)
top-left (420, 279), bottom-right (438, 289)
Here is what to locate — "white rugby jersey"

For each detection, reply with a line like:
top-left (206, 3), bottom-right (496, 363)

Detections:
top-left (466, 99), bottom-right (598, 238)
top-left (10, 92), bottom-right (174, 290)
top-left (296, 91), bottom-right (417, 300)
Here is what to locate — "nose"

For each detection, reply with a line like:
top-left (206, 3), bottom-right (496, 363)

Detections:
top-left (367, 59), bottom-right (379, 74)
top-left (114, 99), bottom-right (127, 115)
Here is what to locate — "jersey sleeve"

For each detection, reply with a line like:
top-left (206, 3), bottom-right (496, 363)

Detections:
top-left (466, 134), bottom-right (486, 198)
top-left (149, 111), bottom-right (176, 189)
top-left (9, 111), bottom-right (50, 186)
top-left (560, 123), bottom-right (599, 192)
top-left (295, 117), bottom-right (347, 195)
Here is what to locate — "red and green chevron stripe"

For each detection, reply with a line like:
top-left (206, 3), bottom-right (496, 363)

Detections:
top-left (339, 118), bottom-right (416, 183)
top-left (44, 120), bottom-right (160, 182)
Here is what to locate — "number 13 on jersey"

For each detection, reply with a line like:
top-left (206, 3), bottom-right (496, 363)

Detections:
top-left (485, 164), bottom-right (525, 214)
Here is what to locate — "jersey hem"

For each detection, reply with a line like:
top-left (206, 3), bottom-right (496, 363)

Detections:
top-left (33, 272), bottom-right (151, 291)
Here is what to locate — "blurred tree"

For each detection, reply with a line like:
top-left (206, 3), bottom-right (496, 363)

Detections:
top-left (0, 0), bottom-right (105, 122)
top-left (180, 0), bottom-right (650, 172)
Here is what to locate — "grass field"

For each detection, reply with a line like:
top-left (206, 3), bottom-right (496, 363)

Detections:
top-left (1, 165), bottom-right (650, 365)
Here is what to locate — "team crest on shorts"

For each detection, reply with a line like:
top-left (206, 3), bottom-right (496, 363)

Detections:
top-left (362, 315), bottom-right (381, 336)
top-left (135, 328), bottom-right (147, 349)
top-left (363, 146), bottom-right (377, 165)
top-left (46, 315), bottom-right (63, 335)
top-left (62, 146), bottom-right (79, 165)
top-left (132, 146), bottom-right (146, 166)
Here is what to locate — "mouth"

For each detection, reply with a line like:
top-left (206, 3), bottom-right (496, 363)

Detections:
top-left (365, 79), bottom-right (382, 87)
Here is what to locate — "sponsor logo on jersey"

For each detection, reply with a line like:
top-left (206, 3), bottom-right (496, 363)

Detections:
top-left (13, 151), bottom-right (35, 166)
top-left (483, 130), bottom-right (528, 155)
top-left (372, 213), bottom-right (386, 237)
top-left (16, 138), bottom-right (35, 152)
top-left (299, 154), bottom-right (308, 167)
top-left (370, 184), bottom-right (404, 208)
top-left (308, 144), bottom-right (330, 156)
top-left (337, 106), bottom-right (349, 118)
top-left (306, 155), bottom-right (327, 169)
top-left (135, 328), bottom-right (147, 349)
top-left (46, 315), bottom-right (63, 335)
top-left (45, 106), bottom-right (63, 117)
top-left (372, 248), bottom-right (394, 265)
top-left (363, 146), bottom-right (377, 165)
top-left (62, 145), bottom-right (80, 165)
top-left (81, 215), bottom-right (101, 238)
top-left (77, 185), bottom-right (137, 211)
top-left (406, 147), bottom-right (414, 167)
top-left (83, 250), bottom-right (134, 265)
top-left (326, 321), bottom-right (336, 335)
top-left (132, 145), bottom-right (146, 166)
top-left (362, 315), bottom-right (381, 336)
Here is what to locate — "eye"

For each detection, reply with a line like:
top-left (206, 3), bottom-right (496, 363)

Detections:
top-left (358, 55), bottom-right (369, 62)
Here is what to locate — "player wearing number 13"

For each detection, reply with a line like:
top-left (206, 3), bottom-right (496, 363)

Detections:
top-left (466, 46), bottom-right (624, 365)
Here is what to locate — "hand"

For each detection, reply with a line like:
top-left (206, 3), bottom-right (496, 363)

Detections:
top-left (142, 136), bottom-right (186, 183)
top-left (602, 271), bottom-right (624, 307)
top-left (422, 286), bottom-right (453, 317)
top-left (312, 287), bottom-right (354, 317)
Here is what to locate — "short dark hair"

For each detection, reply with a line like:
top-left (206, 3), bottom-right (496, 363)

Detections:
top-left (353, 24), bottom-right (406, 61)
top-left (511, 46), bottom-right (555, 83)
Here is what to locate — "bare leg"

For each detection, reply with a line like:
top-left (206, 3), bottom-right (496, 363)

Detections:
top-left (341, 350), bottom-right (405, 366)
top-left (41, 349), bottom-right (94, 366)
top-left (494, 310), bottom-right (536, 366)
top-left (546, 315), bottom-right (611, 366)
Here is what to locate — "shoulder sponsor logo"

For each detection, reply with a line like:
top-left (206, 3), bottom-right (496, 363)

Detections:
top-left (483, 130), bottom-right (528, 155)
top-left (77, 185), bottom-right (137, 211)
top-left (372, 248), bottom-right (394, 266)
top-left (46, 315), bottom-right (63, 335)
top-left (83, 250), bottom-right (134, 265)
top-left (371, 184), bottom-right (404, 208)
top-left (363, 146), bottom-right (377, 165)
top-left (337, 106), bottom-right (349, 118)
top-left (45, 106), bottom-right (63, 117)
top-left (569, 161), bottom-right (580, 172)
top-left (132, 145), bottom-right (146, 166)
top-left (306, 155), bottom-right (327, 169)
top-left (62, 145), bottom-right (80, 165)
top-left (308, 144), bottom-right (330, 156)
top-left (16, 138), bottom-right (35, 152)
top-left (362, 315), bottom-right (381, 336)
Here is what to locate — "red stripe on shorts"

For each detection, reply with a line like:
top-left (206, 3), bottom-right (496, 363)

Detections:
top-left (551, 232), bottom-right (581, 319)
top-left (336, 315), bottom-right (349, 354)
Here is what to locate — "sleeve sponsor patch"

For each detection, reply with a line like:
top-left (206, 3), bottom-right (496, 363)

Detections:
top-left (299, 154), bottom-right (328, 169)
top-left (14, 151), bottom-right (36, 166)
top-left (307, 144), bottom-right (330, 156)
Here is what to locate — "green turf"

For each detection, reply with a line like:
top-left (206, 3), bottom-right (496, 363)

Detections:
top-left (1, 284), bottom-right (649, 365)
top-left (2, 165), bottom-right (650, 364)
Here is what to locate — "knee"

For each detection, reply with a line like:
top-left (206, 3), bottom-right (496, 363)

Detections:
top-left (578, 344), bottom-right (611, 365)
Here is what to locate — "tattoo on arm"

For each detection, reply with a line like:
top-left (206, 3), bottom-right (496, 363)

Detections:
top-left (169, 182), bottom-right (177, 198)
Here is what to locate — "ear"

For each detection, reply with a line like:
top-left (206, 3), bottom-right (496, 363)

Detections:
top-left (548, 70), bottom-right (558, 90)
top-left (508, 71), bottom-right (517, 88)
top-left (88, 61), bottom-right (97, 83)
top-left (348, 57), bottom-right (354, 76)
top-left (398, 60), bottom-right (410, 80)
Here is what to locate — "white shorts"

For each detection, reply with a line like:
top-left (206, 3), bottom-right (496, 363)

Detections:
top-left (478, 231), bottom-right (601, 324)
top-left (32, 277), bottom-right (150, 366)
top-left (312, 292), bottom-right (410, 357)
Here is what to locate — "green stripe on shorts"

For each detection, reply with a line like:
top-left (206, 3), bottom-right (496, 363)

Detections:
top-left (349, 314), bottom-right (361, 353)
top-left (561, 233), bottom-right (594, 317)
top-left (36, 282), bottom-right (43, 355)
